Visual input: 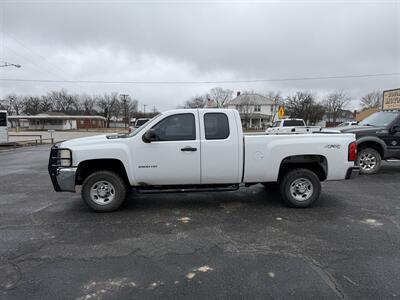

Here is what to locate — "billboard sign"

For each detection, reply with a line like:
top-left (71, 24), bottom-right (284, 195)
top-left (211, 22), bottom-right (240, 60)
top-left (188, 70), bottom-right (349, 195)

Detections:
top-left (383, 88), bottom-right (400, 110)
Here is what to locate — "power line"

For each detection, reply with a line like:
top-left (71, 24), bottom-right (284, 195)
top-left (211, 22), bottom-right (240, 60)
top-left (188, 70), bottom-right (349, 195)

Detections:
top-left (0, 72), bottom-right (399, 85)
top-left (4, 33), bottom-right (70, 81)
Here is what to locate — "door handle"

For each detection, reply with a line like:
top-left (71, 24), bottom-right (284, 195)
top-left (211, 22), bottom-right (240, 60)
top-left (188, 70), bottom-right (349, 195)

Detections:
top-left (181, 146), bottom-right (197, 152)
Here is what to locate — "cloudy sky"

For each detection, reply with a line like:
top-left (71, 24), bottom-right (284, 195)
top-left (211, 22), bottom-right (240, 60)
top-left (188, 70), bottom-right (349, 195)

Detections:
top-left (0, 0), bottom-right (399, 111)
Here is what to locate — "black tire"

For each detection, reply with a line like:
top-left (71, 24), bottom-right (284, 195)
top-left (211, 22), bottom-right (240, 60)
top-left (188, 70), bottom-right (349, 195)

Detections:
top-left (279, 168), bottom-right (321, 208)
top-left (357, 148), bottom-right (382, 175)
top-left (81, 171), bottom-right (128, 212)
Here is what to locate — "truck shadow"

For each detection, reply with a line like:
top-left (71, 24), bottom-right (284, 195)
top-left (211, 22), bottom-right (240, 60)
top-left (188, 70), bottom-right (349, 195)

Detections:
top-left (120, 184), bottom-right (328, 212)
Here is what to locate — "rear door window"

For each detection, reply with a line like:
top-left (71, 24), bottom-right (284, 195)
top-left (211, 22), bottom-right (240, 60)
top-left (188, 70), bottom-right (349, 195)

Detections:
top-left (283, 120), bottom-right (305, 127)
top-left (204, 113), bottom-right (230, 140)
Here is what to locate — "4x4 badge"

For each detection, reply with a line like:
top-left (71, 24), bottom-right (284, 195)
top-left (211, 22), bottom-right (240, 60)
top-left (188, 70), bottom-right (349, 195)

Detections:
top-left (325, 144), bottom-right (341, 149)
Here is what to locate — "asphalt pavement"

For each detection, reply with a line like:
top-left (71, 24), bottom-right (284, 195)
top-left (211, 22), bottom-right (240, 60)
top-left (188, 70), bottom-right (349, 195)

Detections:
top-left (1, 146), bottom-right (400, 299)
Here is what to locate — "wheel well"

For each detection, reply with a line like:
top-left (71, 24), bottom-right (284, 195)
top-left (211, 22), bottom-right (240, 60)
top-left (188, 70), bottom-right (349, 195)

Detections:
top-left (76, 159), bottom-right (129, 185)
top-left (357, 141), bottom-right (384, 158)
top-left (278, 155), bottom-right (327, 181)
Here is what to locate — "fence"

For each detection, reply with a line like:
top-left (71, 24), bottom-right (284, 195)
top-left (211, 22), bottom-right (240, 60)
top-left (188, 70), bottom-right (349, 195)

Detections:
top-left (1, 134), bottom-right (54, 149)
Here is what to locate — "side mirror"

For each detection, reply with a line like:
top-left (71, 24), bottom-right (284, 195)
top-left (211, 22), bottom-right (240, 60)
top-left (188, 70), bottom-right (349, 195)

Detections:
top-left (142, 129), bottom-right (157, 143)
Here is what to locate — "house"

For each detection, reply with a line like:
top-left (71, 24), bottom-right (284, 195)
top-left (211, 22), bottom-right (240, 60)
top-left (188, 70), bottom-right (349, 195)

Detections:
top-left (8, 113), bottom-right (106, 130)
top-left (226, 92), bottom-right (276, 129)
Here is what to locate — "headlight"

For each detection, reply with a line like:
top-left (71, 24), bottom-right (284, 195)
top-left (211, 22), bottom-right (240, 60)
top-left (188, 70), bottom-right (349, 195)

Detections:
top-left (59, 149), bottom-right (72, 167)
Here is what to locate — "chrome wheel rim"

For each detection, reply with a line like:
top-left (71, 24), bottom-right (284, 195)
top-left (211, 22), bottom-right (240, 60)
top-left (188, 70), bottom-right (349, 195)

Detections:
top-left (289, 178), bottom-right (313, 202)
top-left (359, 152), bottom-right (376, 171)
top-left (89, 181), bottom-right (115, 205)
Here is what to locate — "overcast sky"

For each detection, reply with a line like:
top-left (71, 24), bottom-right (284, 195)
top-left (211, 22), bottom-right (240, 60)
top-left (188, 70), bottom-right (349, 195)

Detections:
top-left (0, 0), bottom-right (399, 111)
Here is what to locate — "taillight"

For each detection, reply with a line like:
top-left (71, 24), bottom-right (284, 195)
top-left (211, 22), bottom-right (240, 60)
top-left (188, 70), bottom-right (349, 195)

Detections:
top-left (348, 142), bottom-right (357, 161)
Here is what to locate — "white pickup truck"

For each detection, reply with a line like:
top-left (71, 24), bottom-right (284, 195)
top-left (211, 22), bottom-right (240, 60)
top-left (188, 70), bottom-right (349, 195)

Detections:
top-left (49, 109), bottom-right (358, 212)
top-left (266, 119), bottom-right (321, 134)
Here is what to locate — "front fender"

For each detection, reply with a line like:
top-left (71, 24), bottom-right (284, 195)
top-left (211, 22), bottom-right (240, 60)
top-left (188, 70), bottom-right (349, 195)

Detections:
top-left (71, 144), bottom-right (135, 185)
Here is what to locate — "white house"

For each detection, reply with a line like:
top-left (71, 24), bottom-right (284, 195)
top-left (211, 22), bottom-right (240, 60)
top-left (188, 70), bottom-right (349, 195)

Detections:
top-left (226, 92), bottom-right (277, 129)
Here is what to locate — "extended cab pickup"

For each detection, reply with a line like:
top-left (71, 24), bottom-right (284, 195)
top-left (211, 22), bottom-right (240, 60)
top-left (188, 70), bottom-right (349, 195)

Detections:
top-left (266, 119), bottom-right (321, 134)
top-left (49, 109), bottom-right (358, 212)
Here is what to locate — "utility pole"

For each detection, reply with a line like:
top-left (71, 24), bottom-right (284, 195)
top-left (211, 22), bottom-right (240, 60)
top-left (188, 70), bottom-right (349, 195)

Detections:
top-left (120, 94), bottom-right (129, 129)
top-left (143, 104), bottom-right (147, 115)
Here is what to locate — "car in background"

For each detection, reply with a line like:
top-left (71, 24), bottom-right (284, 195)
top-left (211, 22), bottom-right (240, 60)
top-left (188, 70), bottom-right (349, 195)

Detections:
top-left (128, 118), bottom-right (151, 133)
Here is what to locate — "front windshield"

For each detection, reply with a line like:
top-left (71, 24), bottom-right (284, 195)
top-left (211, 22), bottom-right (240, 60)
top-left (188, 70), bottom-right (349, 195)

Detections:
top-left (359, 112), bottom-right (398, 127)
top-left (130, 114), bottom-right (161, 136)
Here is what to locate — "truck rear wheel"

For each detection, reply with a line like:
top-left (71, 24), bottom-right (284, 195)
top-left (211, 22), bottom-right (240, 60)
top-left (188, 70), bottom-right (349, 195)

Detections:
top-left (81, 171), bottom-right (128, 212)
top-left (357, 148), bottom-right (381, 175)
top-left (279, 168), bottom-right (321, 208)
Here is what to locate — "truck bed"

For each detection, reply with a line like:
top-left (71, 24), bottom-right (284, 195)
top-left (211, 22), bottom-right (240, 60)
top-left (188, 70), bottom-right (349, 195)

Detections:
top-left (243, 133), bottom-right (355, 182)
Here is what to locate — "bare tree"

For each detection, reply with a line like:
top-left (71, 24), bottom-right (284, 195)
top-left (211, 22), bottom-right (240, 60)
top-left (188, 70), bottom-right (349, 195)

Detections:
top-left (4, 94), bottom-right (25, 116)
top-left (360, 91), bottom-right (382, 110)
top-left (97, 93), bottom-right (120, 128)
top-left (23, 96), bottom-right (42, 115)
top-left (285, 91), bottom-right (324, 125)
top-left (323, 91), bottom-right (350, 124)
top-left (209, 87), bottom-right (233, 108)
top-left (81, 94), bottom-right (97, 115)
top-left (45, 89), bottom-right (76, 112)
top-left (40, 95), bottom-right (53, 112)
top-left (184, 95), bottom-right (207, 108)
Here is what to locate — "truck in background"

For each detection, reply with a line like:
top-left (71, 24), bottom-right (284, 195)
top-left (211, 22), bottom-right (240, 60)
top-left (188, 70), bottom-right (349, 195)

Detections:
top-left (266, 118), bottom-right (321, 134)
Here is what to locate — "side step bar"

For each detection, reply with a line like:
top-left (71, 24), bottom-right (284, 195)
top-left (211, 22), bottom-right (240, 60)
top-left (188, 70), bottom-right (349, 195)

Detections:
top-left (136, 184), bottom-right (239, 194)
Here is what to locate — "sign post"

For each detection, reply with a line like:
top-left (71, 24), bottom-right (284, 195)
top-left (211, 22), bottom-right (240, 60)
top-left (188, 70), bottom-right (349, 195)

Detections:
top-left (383, 88), bottom-right (400, 111)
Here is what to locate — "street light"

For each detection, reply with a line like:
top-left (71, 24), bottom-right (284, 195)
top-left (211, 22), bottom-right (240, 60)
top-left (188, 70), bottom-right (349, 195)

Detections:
top-left (0, 62), bottom-right (21, 68)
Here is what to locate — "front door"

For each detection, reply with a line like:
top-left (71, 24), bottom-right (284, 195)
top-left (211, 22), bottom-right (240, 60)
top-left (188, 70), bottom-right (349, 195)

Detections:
top-left (386, 123), bottom-right (400, 157)
top-left (134, 112), bottom-right (201, 185)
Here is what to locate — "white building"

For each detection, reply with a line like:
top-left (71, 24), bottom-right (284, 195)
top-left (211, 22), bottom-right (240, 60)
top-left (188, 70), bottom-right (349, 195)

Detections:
top-left (8, 113), bottom-right (106, 130)
top-left (226, 92), bottom-right (277, 129)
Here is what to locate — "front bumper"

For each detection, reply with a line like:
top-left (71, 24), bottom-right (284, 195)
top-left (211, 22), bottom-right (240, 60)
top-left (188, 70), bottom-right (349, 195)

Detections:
top-left (49, 167), bottom-right (77, 192)
top-left (48, 146), bottom-right (76, 192)
top-left (345, 166), bottom-right (360, 179)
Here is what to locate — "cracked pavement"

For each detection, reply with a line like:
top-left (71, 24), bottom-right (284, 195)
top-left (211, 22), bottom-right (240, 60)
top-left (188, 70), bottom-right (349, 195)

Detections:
top-left (1, 146), bottom-right (400, 299)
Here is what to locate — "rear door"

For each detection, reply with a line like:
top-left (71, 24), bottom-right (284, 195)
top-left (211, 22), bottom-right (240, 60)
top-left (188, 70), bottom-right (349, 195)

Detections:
top-left (134, 111), bottom-right (201, 185)
top-left (199, 110), bottom-right (241, 184)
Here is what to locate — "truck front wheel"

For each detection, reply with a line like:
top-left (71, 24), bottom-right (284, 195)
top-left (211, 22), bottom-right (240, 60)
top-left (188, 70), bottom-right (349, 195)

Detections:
top-left (357, 148), bottom-right (381, 175)
top-left (81, 171), bottom-right (128, 212)
top-left (279, 168), bottom-right (321, 208)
